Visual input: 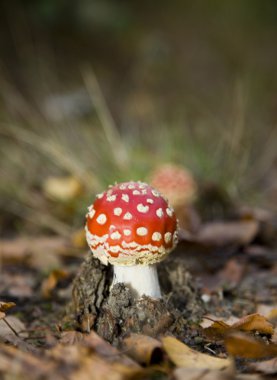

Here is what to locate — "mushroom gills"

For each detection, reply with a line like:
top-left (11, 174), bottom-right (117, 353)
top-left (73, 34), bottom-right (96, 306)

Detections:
top-left (111, 264), bottom-right (161, 299)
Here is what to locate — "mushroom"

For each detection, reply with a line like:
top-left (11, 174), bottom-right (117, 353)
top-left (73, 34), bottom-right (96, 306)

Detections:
top-left (150, 164), bottom-right (200, 232)
top-left (150, 164), bottom-right (197, 208)
top-left (85, 181), bottom-right (178, 299)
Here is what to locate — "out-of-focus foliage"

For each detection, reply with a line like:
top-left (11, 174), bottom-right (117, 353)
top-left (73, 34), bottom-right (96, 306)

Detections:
top-left (0, 0), bottom-right (277, 234)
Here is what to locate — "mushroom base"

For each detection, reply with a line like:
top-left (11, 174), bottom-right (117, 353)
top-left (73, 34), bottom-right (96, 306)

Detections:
top-left (71, 254), bottom-right (204, 343)
top-left (112, 264), bottom-right (161, 299)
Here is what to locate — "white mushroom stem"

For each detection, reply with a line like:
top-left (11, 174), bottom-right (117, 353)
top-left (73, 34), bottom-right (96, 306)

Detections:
top-left (112, 264), bottom-right (161, 299)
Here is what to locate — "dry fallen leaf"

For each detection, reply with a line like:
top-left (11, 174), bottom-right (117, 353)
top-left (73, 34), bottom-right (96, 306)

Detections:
top-left (173, 365), bottom-right (235, 380)
top-left (225, 332), bottom-right (277, 359)
top-left (203, 313), bottom-right (274, 341)
top-left (83, 331), bottom-right (141, 368)
top-left (0, 301), bottom-right (16, 313)
top-left (0, 237), bottom-right (80, 266)
top-left (41, 269), bottom-right (69, 298)
top-left (0, 274), bottom-right (34, 298)
top-left (256, 304), bottom-right (277, 322)
top-left (69, 352), bottom-right (141, 380)
top-left (60, 331), bottom-right (85, 345)
top-left (0, 343), bottom-right (56, 378)
top-left (200, 315), bottom-right (239, 329)
top-left (218, 258), bottom-right (245, 286)
top-left (162, 336), bottom-right (233, 370)
top-left (249, 357), bottom-right (277, 375)
top-left (231, 313), bottom-right (274, 335)
top-left (122, 333), bottom-right (163, 365)
top-left (272, 328), bottom-right (277, 344)
top-left (43, 176), bottom-right (83, 202)
top-left (235, 375), bottom-right (264, 380)
top-left (197, 220), bottom-right (258, 246)
top-left (48, 333), bottom-right (142, 380)
top-left (203, 320), bottom-right (231, 341)
top-left (0, 316), bottom-right (27, 339)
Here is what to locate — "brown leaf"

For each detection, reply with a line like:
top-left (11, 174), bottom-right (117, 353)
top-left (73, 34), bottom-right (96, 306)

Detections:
top-left (41, 269), bottom-right (69, 298)
top-left (0, 312), bottom-right (5, 320)
top-left (203, 320), bottom-right (231, 341)
top-left (60, 330), bottom-right (85, 345)
top-left (0, 316), bottom-right (27, 339)
top-left (249, 357), bottom-right (277, 375)
top-left (0, 274), bottom-right (34, 298)
top-left (197, 220), bottom-right (258, 246)
top-left (0, 237), bottom-right (80, 266)
top-left (231, 313), bottom-right (274, 335)
top-left (122, 333), bottom-right (163, 365)
top-left (83, 331), bottom-right (141, 368)
top-left (0, 343), bottom-right (56, 378)
top-left (43, 176), bottom-right (83, 202)
top-left (0, 301), bottom-right (16, 313)
top-left (256, 304), bottom-right (277, 322)
top-left (272, 328), bottom-right (277, 344)
top-left (203, 313), bottom-right (274, 341)
top-left (233, 375), bottom-right (263, 380)
top-left (218, 259), bottom-right (245, 286)
top-left (173, 365), bottom-right (235, 380)
top-left (48, 335), bottom-right (142, 380)
top-left (69, 352), bottom-right (141, 380)
top-left (162, 336), bottom-right (233, 370)
top-left (224, 332), bottom-right (277, 359)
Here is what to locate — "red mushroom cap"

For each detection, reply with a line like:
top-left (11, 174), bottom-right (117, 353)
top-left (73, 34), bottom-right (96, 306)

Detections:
top-left (85, 181), bottom-right (178, 266)
top-left (150, 164), bottom-right (197, 207)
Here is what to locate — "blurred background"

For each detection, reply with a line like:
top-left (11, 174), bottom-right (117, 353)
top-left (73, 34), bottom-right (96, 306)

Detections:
top-left (1, 0), bottom-right (277, 237)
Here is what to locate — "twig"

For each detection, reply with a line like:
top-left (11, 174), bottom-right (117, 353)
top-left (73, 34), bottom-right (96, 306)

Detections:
top-left (2, 318), bottom-right (19, 337)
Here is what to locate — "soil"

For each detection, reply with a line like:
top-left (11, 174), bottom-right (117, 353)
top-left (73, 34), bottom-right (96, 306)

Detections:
top-left (71, 254), bottom-right (205, 344)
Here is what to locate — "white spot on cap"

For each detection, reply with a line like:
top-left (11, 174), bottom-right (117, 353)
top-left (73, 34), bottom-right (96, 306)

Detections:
top-left (137, 204), bottom-right (149, 213)
top-left (152, 189), bottom-right (160, 197)
top-left (136, 227), bottom-right (148, 236)
top-left (123, 212), bottom-right (132, 220)
top-left (152, 232), bottom-right (162, 241)
top-left (87, 206), bottom-right (95, 218)
top-left (122, 194), bottom-right (129, 202)
top-left (110, 231), bottom-right (121, 240)
top-left (109, 246), bottom-right (121, 253)
top-left (139, 183), bottom-right (147, 189)
top-left (133, 190), bottom-right (140, 195)
top-left (166, 207), bottom-right (174, 217)
top-left (107, 194), bottom-right (117, 202)
top-left (128, 184), bottom-right (135, 189)
top-left (156, 208), bottom-right (164, 218)
top-left (114, 207), bottom-right (122, 216)
top-left (141, 189), bottom-right (147, 195)
top-left (123, 229), bottom-right (131, 236)
top-left (96, 214), bottom-right (107, 225)
top-left (97, 193), bottom-right (104, 199)
top-left (119, 184), bottom-right (127, 190)
top-left (164, 232), bottom-right (172, 244)
top-left (147, 198), bottom-right (154, 204)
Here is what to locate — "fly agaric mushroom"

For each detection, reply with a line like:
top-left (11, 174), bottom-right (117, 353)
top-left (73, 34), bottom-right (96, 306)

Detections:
top-left (150, 164), bottom-right (200, 233)
top-left (150, 164), bottom-right (197, 208)
top-left (85, 181), bottom-right (178, 299)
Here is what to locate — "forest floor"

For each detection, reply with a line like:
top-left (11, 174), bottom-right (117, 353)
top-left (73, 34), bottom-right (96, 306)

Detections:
top-left (0, 203), bottom-right (276, 380)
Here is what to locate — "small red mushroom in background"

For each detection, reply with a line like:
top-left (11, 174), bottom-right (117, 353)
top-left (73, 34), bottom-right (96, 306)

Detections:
top-left (85, 181), bottom-right (178, 299)
top-left (149, 164), bottom-right (200, 232)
